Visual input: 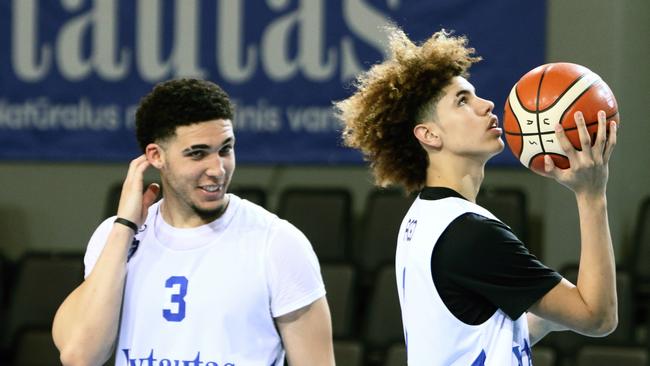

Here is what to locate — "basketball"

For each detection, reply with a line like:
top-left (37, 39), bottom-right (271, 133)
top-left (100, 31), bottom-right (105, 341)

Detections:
top-left (502, 62), bottom-right (619, 173)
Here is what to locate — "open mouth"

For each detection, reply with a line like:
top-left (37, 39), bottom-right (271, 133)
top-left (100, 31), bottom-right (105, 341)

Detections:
top-left (200, 184), bottom-right (223, 193)
top-left (488, 116), bottom-right (499, 130)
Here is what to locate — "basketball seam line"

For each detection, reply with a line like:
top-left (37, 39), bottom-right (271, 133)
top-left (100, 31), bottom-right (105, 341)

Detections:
top-left (534, 66), bottom-right (548, 155)
top-left (557, 79), bottom-right (599, 128)
top-left (505, 120), bottom-right (599, 136)
top-left (515, 72), bottom-right (590, 114)
top-left (503, 112), bottom-right (617, 136)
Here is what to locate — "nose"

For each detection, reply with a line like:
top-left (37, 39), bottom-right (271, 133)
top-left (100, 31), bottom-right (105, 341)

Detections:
top-left (477, 96), bottom-right (494, 115)
top-left (205, 156), bottom-right (226, 179)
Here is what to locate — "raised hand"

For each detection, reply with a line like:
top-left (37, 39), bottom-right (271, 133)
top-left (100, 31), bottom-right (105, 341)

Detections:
top-left (542, 111), bottom-right (618, 196)
top-left (116, 155), bottom-right (160, 227)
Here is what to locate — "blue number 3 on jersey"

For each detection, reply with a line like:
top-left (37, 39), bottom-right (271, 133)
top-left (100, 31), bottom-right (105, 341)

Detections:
top-left (163, 276), bottom-right (188, 322)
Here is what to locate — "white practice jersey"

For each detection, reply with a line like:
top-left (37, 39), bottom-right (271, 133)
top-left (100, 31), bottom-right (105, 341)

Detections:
top-left (84, 194), bottom-right (325, 366)
top-left (395, 195), bottom-right (531, 366)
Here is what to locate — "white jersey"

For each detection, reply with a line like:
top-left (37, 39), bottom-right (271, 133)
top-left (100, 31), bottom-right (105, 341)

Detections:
top-left (84, 194), bottom-right (325, 366)
top-left (395, 195), bottom-right (531, 366)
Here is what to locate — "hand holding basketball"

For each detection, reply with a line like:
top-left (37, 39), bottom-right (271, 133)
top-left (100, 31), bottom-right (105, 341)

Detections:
top-left (503, 62), bottom-right (619, 174)
top-left (540, 110), bottom-right (617, 196)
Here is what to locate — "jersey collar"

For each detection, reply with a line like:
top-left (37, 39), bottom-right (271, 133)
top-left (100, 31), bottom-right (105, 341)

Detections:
top-left (419, 186), bottom-right (468, 201)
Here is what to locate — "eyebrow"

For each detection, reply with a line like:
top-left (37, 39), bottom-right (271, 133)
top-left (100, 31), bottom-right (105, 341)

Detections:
top-left (182, 138), bottom-right (235, 153)
top-left (455, 89), bottom-right (473, 98)
top-left (183, 144), bottom-right (210, 153)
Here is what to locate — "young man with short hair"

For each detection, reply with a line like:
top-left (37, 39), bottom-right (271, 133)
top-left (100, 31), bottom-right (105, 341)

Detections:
top-left (53, 78), bottom-right (335, 366)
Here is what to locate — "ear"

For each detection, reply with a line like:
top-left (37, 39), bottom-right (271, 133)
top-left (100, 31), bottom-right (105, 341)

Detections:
top-left (145, 143), bottom-right (165, 170)
top-left (413, 123), bottom-right (442, 149)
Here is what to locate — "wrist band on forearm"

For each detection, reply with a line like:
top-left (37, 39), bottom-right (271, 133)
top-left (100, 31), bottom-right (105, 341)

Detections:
top-left (114, 217), bottom-right (139, 234)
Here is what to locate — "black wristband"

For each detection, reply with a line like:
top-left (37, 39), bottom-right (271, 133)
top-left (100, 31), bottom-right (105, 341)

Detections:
top-left (114, 217), bottom-right (139, 234)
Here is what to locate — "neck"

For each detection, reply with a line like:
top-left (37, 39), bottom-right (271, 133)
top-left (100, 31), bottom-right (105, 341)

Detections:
top-left (425, 155), bottom-right (486, 202)
top-left (160, 195), bottom-right (229, 228)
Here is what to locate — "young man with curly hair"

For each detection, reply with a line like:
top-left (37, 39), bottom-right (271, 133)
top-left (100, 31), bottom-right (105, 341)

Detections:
top-left (336, 28), bottom-right (618, 365)
top-left (53, 79), bottom-right (335, 366)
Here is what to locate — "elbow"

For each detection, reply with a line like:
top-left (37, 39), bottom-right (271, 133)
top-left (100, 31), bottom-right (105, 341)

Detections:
top-left (53, 321), bottom-right (114, 366)
top-left (586, 309), bottom-right (618, 337)
top-left (59, 345), bottom-right (107, 366)
top-left (54, 331), bottom-right (87, 366)
top-left (598, 313), bottom-right (618, 337)
top-left (59, 347), bottom-right (84, 366)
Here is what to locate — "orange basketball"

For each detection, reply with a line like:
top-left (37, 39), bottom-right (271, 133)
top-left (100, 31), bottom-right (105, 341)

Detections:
top-left (503, 62), bottom-right (619, 173)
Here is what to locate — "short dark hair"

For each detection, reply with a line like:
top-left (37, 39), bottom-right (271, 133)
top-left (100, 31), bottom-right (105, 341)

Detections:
top-left (135, 78), bottom-right (234, 151)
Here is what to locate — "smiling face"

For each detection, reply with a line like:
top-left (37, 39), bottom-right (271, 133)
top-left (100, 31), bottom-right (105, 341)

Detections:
top-left (148, 119), bottom-right (235, 225)
top-left (427, 76), bottom-right (504, 159)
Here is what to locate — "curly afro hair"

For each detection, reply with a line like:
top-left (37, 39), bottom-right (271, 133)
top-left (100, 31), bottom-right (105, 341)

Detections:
top-left (335, 27), bottom-right (480, 193)
top-left (135, 78), bottom-right (234, 151)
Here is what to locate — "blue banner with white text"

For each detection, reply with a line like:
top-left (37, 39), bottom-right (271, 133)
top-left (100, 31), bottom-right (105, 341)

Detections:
top-left (0, 0), bottom-right (545, 164)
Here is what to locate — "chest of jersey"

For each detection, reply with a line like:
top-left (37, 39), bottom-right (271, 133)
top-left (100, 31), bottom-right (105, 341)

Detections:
top-left (117, 227), bottom-right (281, 365)
top-left (396, 197), bottom-right (531, 366)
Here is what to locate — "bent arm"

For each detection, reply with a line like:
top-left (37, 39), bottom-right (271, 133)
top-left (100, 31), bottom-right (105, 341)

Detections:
top-left (529, 194), bottom-right (617, 337)
top-left (53, 155), bottom-right (158, 366)
top-left (529, 112), bottom-right (618, 338)
top-left (276, 297), bottom-right (335, 366)
top-left (52, 224), bottom-right (133, 366)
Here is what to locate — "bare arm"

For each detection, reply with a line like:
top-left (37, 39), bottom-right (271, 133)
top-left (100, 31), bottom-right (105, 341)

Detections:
top-left (52, 156), bottom-right (159, 366)
top-left (529, 111), bottom-right (618, 337)
top-left (527, 311), bottom-right (567, 346)
top-left (276, 297), bottom-right (336, 366)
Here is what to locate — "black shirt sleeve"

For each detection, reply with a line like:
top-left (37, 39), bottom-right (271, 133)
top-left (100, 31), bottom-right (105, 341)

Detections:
top-left (431, 212), bottom-right (562, 324)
